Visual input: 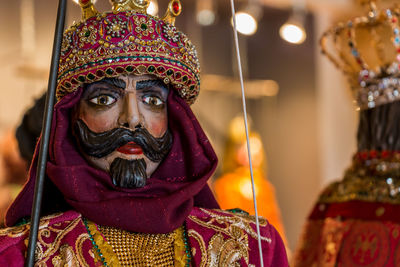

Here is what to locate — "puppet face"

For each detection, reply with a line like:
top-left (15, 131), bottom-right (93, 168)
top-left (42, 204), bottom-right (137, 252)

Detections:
top-left (73, 74), bottom-right (173, 188)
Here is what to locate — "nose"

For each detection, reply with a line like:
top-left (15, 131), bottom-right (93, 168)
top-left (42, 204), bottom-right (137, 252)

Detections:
top-left (118, 93), bottom-right (142, 129)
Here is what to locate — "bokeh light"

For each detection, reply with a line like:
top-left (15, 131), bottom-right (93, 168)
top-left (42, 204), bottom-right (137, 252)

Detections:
top-left (279, 23), bottom-right (306, 44)
top-left (233, 12), bottom-right (257, 36)
top-left (196, 9), bottom-right (215, 26)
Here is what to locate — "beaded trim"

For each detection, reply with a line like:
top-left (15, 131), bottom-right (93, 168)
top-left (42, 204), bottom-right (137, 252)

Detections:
top-left (57, 11), bottom-right (201, 104)
top-left (319, 150), bottom-right (400, 204)
top-left (83, 218), bottom-right (114, 266)
top-left (182, 224), bottom-right (192, 267)
top-left (357, 63), bottom-right (400, 109)
top-left (353, 150), bottom-right (400, 177)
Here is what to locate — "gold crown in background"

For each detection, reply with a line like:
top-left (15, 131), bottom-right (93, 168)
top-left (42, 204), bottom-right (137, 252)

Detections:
top-left (79, 0), bottom-right (182, 25)
top-left (321, 0), bottom-right (400, 109)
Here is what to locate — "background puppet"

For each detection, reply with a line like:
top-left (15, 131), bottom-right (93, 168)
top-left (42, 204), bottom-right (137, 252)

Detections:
top-left (0, 0), bottom-right (288, 266)
top-left (213, 115), bottom-right (287, 245)
top-left (294, 1), bottom-right (400, 266)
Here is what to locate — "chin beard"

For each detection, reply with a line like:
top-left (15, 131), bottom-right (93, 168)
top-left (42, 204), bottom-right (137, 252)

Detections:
top-left (109, 158), bottom-right (147, 188)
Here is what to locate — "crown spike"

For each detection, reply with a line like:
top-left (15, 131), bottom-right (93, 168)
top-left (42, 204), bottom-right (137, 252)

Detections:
top-left (162, 0), bottom-right (182, 25)
top-left (79, 0), bottom-right (98, 20)
top-left (131, 0), bottom-right (150, 11)
top-left (320, 31), bottom-right (352, 75)
top-left (110, 0), bottom-right (149, 13)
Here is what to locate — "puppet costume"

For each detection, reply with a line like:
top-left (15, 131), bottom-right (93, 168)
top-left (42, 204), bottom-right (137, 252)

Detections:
top-left (294, 151), bottom-right (400, 266)
top-left (0, 0), bottom-right (288, 266)
top-left (0, 208), bottom-right (285, 266)
top-left (294, 2), bottom-right (400, 266)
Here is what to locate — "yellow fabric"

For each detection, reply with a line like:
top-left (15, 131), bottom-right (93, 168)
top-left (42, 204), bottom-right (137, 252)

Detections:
top-left (86, 220), bottom-right (121, 266)
top-left (87, 220), bottom-right (188, 266)
top-left (173, 226), bottom-right (188, 267)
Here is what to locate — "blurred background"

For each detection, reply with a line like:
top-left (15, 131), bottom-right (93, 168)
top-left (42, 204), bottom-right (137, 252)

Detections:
top-left (1, 0), bottom-right (396, 255)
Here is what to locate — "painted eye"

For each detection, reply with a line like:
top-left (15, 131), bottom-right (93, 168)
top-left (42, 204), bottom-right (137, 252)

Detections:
top-left (89, 95), bottom-right (116, 106)
top-left (142, 95), bottom-right (164, 107)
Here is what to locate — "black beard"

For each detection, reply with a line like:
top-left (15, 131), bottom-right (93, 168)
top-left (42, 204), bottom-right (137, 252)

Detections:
top-left (110, 158), bottom-right (147, 188)
top-left (73, 119), bottom-right (173, 188)
top-left (73, 119), bottom-right (173, 162)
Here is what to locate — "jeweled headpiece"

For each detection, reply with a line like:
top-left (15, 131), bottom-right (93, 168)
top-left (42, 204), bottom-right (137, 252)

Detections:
top-left (57, 0), bottom-right (200, 104)
top-left (321, 0), bottom-right (400, 109)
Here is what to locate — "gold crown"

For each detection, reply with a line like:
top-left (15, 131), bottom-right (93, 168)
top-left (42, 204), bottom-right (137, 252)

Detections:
top-left (78, 0), bottom-right (182, 25)
top-left (321, 0), bottom-right (400, 109)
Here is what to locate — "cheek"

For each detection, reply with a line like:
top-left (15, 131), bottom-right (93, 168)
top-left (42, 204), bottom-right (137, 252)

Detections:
top-left (145, 112), bottom-right (168, 137)
top-left (78, 103), bottom-right (120, 133)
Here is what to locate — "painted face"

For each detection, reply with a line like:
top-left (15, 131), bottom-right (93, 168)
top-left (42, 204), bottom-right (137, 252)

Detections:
top-left (73, 74), bottom-right (172, 188)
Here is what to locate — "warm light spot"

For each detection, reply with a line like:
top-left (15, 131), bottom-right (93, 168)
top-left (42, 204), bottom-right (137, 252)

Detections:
top-left (229, 116), bottom-right (247, 143)
top-left (197, 9), bottom-right (215, 26)
top-left (279, 23), bottom-right (306, 44)
top-left (232, 12), bottom-right (257, 36)
top-left (147, 0), bottom-right (159, 16)
top-left (238, 178), bottom-right (258, 200)
top-left (237, 136), bottom-right (263, 167)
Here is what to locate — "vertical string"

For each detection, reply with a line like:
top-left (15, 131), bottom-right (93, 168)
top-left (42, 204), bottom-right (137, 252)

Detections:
top-left (229, 0), bottom-right (264, 266)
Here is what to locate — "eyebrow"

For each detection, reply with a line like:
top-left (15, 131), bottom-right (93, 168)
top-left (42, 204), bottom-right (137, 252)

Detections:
top-left (136, 79), bottom-right (168, 92)
top-left (101, 78), bottom-right (126, 89)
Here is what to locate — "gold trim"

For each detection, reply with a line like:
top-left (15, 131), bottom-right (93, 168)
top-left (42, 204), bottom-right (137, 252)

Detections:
top-left (174, 226), bottom-right (189, 267)
top-left (86, 220), bottom-right (121, 266)
top-left (319, 168), bottom-right (400, 204)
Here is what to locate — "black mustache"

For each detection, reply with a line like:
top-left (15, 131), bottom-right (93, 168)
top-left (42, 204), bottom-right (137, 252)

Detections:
top-left (73, 119), bottom-right (173, 162)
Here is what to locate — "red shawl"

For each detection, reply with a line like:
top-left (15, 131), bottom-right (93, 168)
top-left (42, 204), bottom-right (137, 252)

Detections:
top-left (6, 87), bottom-right (219, 233)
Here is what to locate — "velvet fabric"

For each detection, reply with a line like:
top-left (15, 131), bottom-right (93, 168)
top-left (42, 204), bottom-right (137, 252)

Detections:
top-left (6, 87), bottom-right (219, 233)
top-left (294, 203), bottom-right (400, 267)
top-left (0, 208), bottom-right (289, 266)
top-left (187, 208), bottom-right (289, 267)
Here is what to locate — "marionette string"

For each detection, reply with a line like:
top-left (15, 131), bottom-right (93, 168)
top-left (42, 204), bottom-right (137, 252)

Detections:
top-left (229, 0), bottom-right (264, 266)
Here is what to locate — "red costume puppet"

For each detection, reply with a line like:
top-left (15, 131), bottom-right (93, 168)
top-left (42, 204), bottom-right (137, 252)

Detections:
top-left (294, 2), bottom-right (400, 266)
top-left (0, 0), bottom-right (288, 266)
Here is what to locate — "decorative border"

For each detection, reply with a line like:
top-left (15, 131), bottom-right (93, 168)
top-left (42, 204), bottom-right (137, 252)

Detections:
top-left (57, 11), bottom-right (201, 104)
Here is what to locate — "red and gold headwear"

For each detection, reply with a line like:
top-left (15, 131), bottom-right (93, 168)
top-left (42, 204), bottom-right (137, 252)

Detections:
top-left (57, 0), bottom-right (200, 104)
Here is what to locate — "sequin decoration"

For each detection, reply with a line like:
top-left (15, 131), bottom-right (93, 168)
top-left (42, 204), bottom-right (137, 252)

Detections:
top-left (162, 24), bottom-right (180, 43)
top-left (79, 25), bottom-right (98, 46)
top-left (318, 151), bottom-right (400, 204)
top-left (83, 218), bottom-right (191, 267)
top-left (57, 11), bottom-right (200, 105)
top-left (133, 15), bottom-right (154, 37)
top-left (105, 16), bottom-right (129, 39)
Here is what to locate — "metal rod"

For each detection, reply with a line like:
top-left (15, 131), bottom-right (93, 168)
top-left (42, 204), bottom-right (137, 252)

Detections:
top-left (229, 0), bottom-right (265, 266)
top-left (25, 0), bottom-right (66, 266)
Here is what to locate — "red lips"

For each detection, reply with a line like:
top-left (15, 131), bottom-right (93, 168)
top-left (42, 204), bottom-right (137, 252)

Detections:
top-left (116, 142), bottom-right (143, 155)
